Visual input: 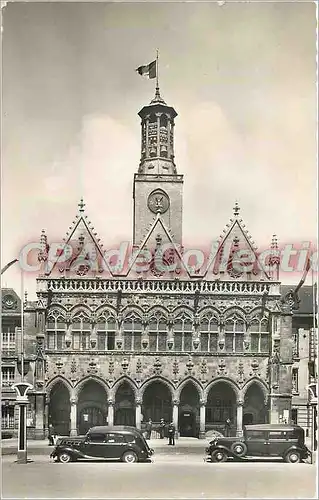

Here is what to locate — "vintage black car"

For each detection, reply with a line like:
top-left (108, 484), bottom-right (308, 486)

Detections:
top-left (50, 425), bottom-right (154, 463)
top-left (205, 424), bottom-right (311, 463)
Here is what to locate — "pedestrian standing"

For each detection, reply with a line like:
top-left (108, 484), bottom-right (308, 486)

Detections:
top-left (224, 418), bottom-right (231, 437)
top-left (146, 418), bottom-right (153, 440)
top-left (168, 421), bottom-right (175, 446)
top-left (48, 424), bottom-right (55, 446)
top-left (159, 418), bottom-right (165, 439)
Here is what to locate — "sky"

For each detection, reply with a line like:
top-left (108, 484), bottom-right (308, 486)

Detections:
top-left (1, 0), bottom-right (318, 298)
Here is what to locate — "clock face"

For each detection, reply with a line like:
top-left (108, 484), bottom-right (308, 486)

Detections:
top-left (2, 294), bottom-right (17, 310)
top-left (148, 190), bottom-right (170, 214)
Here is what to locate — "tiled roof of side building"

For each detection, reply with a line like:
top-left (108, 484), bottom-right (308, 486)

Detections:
top-left (281, 284), bottom-right (316, 315)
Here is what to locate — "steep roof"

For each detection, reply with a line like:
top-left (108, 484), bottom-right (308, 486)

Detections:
top-left (46, 199), bottom-right (113, 277)
top-left (204, 202), bottom-right (271, 280)
top-left (126, 213), bottom-right (191, 279)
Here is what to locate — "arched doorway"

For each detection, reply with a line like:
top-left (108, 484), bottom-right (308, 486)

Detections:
top-left (206, 382), bottom-right (237, 436)
top-left (142, 381), bottom-right (172, 424)
top-left (114, 382), bottom-right (136, 426)
top-left (179, 382), bottom-right (200, 437)
top-left (243, 383), bottom-right (267, 425)
top-left (77, 380), bottom-right (108, 435)
top-left (49, 381), bottom-right (70, 436)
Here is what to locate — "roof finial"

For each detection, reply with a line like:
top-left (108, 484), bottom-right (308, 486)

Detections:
top-left (233, 201), bottom-right (240, 217)
top-left (78, 197), bottom-right (86, 213)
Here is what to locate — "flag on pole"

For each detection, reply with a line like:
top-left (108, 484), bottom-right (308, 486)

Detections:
top-left (136, 60), bottom-right (156, 79)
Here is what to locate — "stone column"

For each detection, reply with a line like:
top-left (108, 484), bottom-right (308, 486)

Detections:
top-left (199, 399), bottom-right (206, 439)
top-left (34, 393), bottom-right (45, 440)
top-left (107, 399), bottom-right (114, 427)
top-left (172, 399), bottom-right (179, 440)
top-left (135, 398), bottom-right (142, 430)
top-left (44, 399), bottom-right (49, 439)
top-left (236, 399), bottom-right (244, 437)
top-left (156, 113), bottom-right (161, 157)
top-left (70, 397), bottom-right (78, 436)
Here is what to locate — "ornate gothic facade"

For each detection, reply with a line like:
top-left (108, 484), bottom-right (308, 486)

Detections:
top-left (21, 86), bottom-right (295, 439)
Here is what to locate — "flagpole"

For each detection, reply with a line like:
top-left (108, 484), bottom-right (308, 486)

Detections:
top-left (156, 48), bottom-right (159, 93)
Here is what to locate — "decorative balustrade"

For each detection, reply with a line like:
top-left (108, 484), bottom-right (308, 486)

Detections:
top-left (38, 278), bottom-right (280, 296)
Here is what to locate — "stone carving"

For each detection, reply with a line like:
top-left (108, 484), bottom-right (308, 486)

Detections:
top-left (217, 359), bottom-right (227, 376)
top-left (136, 358), bottom-right (142, 373)
top-left (153, 357), bottom-right (162, 375)
top-left (185, 357), bottom-right (194, 375)
top-left (56, 359), bottom-right (63, 371)
top-left (199, 359), bottom-right (208, 383)
top-left (237, 360), bottom-right (245, 385)
top-left (108, 357), bottom-right (115, 379)
top-left (121, 358), bottom-right (129, 372)
top-left (249, 359), bottom-right (260, 377)
top-left (87, 359), bottom-right (98, 374)
top-left (172, 358), bottom-right (179, 382)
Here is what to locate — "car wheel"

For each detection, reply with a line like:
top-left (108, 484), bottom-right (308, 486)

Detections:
top-left (58, 452), bottom-right (73, 463)
top-left (122, 451), bottom-right (138, 463)
top-left (285, 450), bottom-right (301, 463)
top-left (230, 442), bottom-right (247, 457)
top-left (211, 450), bottom-right (228, 463)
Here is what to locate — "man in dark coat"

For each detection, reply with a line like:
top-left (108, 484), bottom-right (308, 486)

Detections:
top-left (168, 422), bottom-right (176, 445)
top-left (224, 418), bottom-right (231, 437)
top-left (48, 424), bottom-right (55, 446)
top-left (146, 418), bottom-right (153, 440)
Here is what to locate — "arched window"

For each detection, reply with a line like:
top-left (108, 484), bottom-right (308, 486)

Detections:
top-left (200, 314), bottom-right (218, 352)
top-left (149, 313), bottom-right (167, 352)
top-left (46, 311), bottom-right (66, 350)
top-left (250, 318), bottom-right (269, 353)
top-left (123, 313), bottom-right (142, 351)
top-left (224, 315), bottom-right (245, 353)
top-left (96, 314), bottom-right (116, 351)
top-left (71, 312), bottom-right (91, 350)
top-left (174, 312), bottom-right (193, 352)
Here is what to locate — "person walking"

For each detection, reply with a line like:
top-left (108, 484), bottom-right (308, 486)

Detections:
top-left (159, 418), bottom-right (165, 439)
top-left (168, 421), bottom-right (176, 446)
top-left (146, 418), bottom-right (153, 440)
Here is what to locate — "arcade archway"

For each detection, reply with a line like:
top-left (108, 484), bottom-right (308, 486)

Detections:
top-left (206, 381), bottom-right (237, 436)
top-left (77, 380), bottom-right (108, 434)
top-left (49, 381), bottom-right (70, 436)
top-left (142, 381), bottom-right (172, 423)
top-left (114, 382), bottom-right (136, 426)
top-left (179, 382), bottom-right (200, 437)
top-left (243, 383), bottom-right (267, 425)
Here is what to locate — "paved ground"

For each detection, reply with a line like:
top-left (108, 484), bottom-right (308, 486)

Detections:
top-left (2, 454), bottom-right (316, 499)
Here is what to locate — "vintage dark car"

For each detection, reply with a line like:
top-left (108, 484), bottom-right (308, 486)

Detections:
top-left (205, 424), bottom-right (311, 464)
top-left (50, 425), bottom-right (154, 463)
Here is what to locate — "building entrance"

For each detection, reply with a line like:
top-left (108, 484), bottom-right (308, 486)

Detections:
top-left (179, 410), bottom-right (196, 437)
top-left (79, 406), bottom-right (105, 435)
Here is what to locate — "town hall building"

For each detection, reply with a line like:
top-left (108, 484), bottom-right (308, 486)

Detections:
top-left (20, 85), bottom-right (295, 439)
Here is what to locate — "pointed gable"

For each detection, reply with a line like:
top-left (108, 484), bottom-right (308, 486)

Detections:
top-left (47, 198), bottom-right (113, 277)
top-left (205, 202), bottom-right (270, 281)
top-left (125, 213), bottom-right (191, 279)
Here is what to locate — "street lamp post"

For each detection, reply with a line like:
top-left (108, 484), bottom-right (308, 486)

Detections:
top-left (12, 382), bottom-right (33, 463)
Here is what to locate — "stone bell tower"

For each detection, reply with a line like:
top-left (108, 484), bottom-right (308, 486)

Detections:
top-left (133, 85), bottom-right (183, 248)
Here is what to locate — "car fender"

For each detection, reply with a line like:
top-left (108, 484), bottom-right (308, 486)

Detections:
top-left (55, 446), bottom-right (84, 459)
